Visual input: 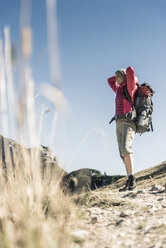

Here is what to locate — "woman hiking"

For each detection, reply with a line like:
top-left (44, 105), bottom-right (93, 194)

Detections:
top-left (107, 66), bottom-right (137, 191)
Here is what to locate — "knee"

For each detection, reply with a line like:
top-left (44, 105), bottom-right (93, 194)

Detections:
top-left (120, 145), bottom-right (132, 159)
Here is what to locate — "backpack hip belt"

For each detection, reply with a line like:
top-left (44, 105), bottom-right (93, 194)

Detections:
top-left (109, 111), bottom-right (136, 124)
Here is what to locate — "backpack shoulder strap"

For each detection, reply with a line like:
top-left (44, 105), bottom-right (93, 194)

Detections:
top-left (124, 83), bottom-right (140, 110)
top-left (123, 85), bottom-right (134, 110)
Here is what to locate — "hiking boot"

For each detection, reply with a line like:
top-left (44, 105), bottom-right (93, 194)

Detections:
top-left (119, 175), bottom-right (136, 192)
top-left (128, 175), bottom-right (136, 191)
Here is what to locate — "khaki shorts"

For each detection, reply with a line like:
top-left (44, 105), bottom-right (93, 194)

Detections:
top-left (116, 119), bottom-right (136, 160)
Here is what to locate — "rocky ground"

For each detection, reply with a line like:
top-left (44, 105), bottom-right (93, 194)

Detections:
top-left (70, 162), bottom-right (166, 248)
top-left (1, 135), bottom-right (166, 247)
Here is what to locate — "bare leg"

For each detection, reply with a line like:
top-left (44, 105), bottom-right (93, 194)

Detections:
top-left (124, 154), bottom-right (134, 175)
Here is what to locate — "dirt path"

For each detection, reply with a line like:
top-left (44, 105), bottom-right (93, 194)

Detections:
top-left (71, 183), bottom-right (166, 248)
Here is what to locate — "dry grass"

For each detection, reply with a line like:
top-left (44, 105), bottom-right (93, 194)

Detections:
top-left (0, 15), bottom-right (79, 247)
top-left (74, 191), bottom-right (127, 209)
top-left (0, 155), bottom-right (78, 248)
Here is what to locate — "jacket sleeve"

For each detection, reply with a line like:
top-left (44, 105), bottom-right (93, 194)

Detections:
top-left (107, 76), bottom-right (119, 93)
top-left (126, 67), bottom-right (137, 102)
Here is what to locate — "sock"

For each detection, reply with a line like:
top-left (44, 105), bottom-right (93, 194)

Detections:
top-left (128, 173), bottom-right (134, 177)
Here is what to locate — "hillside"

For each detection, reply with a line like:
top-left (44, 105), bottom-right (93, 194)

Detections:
top-left (70, 161), bottom-right (166, 248)
top-left (0, 142), bottom-right (166, 248)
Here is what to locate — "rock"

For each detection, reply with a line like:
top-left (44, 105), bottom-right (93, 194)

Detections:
top-left (63, 168), bottom-right (124, 193)
top-left (137, 190), bottom-right (144, 194)
top-left (71, 230), bottom-right (89, 239)
top-left (91, 217), bottom-right (98, 224)
top-left (157, 198), bottom-right (163, 201)
top-left (123, 192), bottom-right (137, 198)
top-left (0, 134), bottom-right (67, 183)
top-left (149, 184), bottom-right (160, 191)
top-left (163, 182), bottom-right (166, 190)
top-left (115, 219), bottom-right (124, 226)
top-left (119, 212), bottom-right (129, 218)
top-left (147, 204), bottom-right (154, 208)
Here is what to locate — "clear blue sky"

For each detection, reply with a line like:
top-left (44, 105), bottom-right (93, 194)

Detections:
top-left (0, 0), bottom-right (166, 175)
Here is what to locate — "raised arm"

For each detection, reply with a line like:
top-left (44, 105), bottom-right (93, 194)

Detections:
top-left (107, 76), bottom-right (119, 93)
top-left (126, 67), bottom-right (137, 101)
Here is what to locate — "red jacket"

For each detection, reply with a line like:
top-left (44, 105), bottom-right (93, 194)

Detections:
top-left (107, 67), bottom-right (137, 116)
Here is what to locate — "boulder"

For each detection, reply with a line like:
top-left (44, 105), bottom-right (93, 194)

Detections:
top-left (0, 134), bottom-right (67, 181)
top-left (63, 168), bottom-right (124, 194)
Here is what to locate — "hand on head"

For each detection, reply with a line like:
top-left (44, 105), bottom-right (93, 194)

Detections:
top-left (115, 69), bottom-right (126, 85)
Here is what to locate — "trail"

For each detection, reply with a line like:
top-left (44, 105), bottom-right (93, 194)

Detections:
top-left (70, 163), bottom-right (166, 248)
